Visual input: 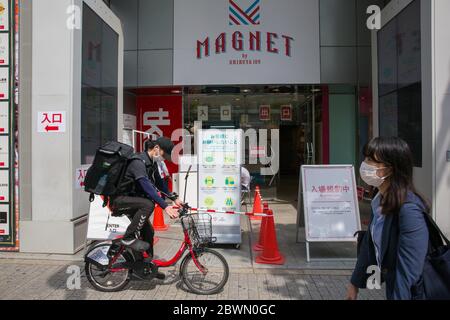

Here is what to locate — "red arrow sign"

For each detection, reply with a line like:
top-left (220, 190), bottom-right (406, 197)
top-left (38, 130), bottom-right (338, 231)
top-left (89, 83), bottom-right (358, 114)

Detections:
top-left (45, 125), bottom-right (60, 132)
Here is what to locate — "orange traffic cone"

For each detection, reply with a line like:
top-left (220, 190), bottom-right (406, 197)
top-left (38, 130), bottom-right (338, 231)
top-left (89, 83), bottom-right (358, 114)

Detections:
top-left (255, 209), bottom-right (285, 265)
top-left (250, 186), bottom-right (263, 221)
top-left (252, 202), bottom-right (269, 252)
top-left (153, 204), bottom-right (169, 231)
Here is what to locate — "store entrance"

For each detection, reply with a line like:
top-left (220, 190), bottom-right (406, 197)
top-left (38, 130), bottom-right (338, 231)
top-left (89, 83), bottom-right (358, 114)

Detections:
top-left (184, 85), bottom-right (326, 202)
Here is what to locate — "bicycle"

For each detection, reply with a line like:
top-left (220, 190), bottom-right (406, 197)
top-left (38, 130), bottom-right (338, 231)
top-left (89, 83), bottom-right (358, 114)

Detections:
top-left (84, 203), bottom-right (229, 295)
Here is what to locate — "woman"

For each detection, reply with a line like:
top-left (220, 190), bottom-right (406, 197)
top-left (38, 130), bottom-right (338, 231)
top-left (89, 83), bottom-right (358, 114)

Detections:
top-left (346, 137), bottom-right (429, 300)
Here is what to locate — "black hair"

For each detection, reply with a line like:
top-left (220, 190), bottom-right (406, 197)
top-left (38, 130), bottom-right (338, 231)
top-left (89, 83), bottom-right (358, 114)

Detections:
top-left (363, 137), bottom-right (430, 214)
top-left (144, 140), bottom-right (156, 151)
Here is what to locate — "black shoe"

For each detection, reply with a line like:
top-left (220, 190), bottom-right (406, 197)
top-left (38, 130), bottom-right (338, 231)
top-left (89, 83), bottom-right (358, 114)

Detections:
top-left (121, 239), bottom-right (150, 252)
top-left (144, 259), bottom-right (166, 280)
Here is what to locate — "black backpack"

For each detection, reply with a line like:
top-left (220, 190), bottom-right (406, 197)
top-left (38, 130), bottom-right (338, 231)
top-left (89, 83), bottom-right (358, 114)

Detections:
top-left (84, 141), bottom-right (135, 206)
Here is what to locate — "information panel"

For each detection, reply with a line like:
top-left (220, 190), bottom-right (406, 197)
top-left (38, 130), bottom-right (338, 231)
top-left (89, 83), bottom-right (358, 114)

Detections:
top-left (198, 129), bottom-right (242, 244)
top-left (0, 0), bottom-right (14, 248)
top-left (301, 165), bottom-right (361, 242)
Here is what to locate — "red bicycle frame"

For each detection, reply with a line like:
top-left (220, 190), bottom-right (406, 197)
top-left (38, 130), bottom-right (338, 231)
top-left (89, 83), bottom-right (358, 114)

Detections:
top-left (109, 228), bottom-right (207, 274)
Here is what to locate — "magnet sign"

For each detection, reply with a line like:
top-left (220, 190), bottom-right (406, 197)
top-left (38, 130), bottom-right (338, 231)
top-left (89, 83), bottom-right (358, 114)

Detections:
top-left (37, 112), bottom-right (66, 133)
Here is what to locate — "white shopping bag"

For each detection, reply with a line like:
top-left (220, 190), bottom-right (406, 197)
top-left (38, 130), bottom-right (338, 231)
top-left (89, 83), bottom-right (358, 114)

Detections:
top-left (86, 195), bottom-right (131, 240)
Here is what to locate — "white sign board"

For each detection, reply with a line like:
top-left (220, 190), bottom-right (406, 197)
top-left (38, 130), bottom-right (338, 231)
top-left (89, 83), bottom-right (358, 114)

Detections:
top-left (197, 106), bottom-right (209, 121)
top-left (75, 165), bottom-right (91, 190)
top-left (174, 0), bottom-right (320, 85)
top-left (37, 111), bottom-right (66, 133)
top-left (301, 165), bottom-right (361, 242)
top-left (220, 105), bottom-right (232, 121)
top-left (0, 169), bottom-right (8, 202)
top-left (0, 67), bottom-right (8, 100)
top-left (198, 129), bottom-right (242, 244)
top-left (0, 135), bottom-right (8, 169)
top-left (0, 0), bottom-right (9, 31)
top-left (0, 101), bottom-right (8, 134)
top-left (86, 196), bottom-right (131, 240)
top-left (0, 33), bottom-right (9, 66)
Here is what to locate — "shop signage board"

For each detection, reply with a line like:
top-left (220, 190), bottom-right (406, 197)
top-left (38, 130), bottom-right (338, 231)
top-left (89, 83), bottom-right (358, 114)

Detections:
top-left (0, 0), bottom-right (9, 31)
top-left (0, 101), bottom-right (8, 133)
top-left (75, 165), bottom-right (91, 190)
top-left (299, 165), bottom-right (361, 261)
top-left (37, 111), bottom-right (66, 133)
top-left (0, 169), bottom-right (8, 202)
top-left (0, 0), bottom-right (16, 248)
top-left (174, 0), bottom-right (320, 85)
top-left (197, 129), bottom-right (242, 244)
top-left (259, 105), bottom-right (270, 121)
top-left (197, 106), bottom-right (209, 121)
top-left (0, 204), bottom-right (9, 236)
top-left (0, 67), bottom-right (8, 99)
top-left (281, 105), bottom-right (292, 121)
top-left (0, 33), bottom-right (8, 65)
top-left (220, 105), bottom-right (232, 121)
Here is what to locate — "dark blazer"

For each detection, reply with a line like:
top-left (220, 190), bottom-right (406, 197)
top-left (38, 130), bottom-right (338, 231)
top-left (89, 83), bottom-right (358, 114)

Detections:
top-left (350, 191), bottom-right (429, 300)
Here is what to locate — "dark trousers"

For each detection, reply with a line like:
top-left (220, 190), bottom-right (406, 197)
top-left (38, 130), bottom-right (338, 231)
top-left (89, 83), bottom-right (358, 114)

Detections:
top-left (112, 196), bottom-right (155, 257)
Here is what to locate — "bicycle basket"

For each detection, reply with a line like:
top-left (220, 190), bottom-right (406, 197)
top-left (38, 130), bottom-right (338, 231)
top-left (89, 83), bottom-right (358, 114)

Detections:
top-left (181, 213), bottom-right (215, 246)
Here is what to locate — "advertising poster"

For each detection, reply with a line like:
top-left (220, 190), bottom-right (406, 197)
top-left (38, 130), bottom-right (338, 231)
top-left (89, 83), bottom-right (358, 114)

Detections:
top-left (0, 204), bottom-right (9, 236)
top-left (0, 0), bottom-right (9, 31)
top-left (0, 33), bottom-right (8, 65)
top-left (0, 101), bottom-right (8, 133)
top-left (220, 105), bottom-right (232, 121)
top-left (0, 67), bottom-right (8, 100)
top-left (259, 105), bottom-right (271, 121)
top-left (198, 129), bottom-right (242, 244)
top-left (301, 165), bottom-right (361, 242)
top-left (281, 105), bottom-right (293, 121)
top-left (0, 135), bottom-right (8, 168)
top-left (0, 169), bottom-right (8, 202)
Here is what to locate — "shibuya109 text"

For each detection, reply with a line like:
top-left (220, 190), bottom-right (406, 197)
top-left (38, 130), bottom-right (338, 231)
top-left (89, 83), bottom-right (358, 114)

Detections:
top-left (166, 128), bottom-right (279, 176)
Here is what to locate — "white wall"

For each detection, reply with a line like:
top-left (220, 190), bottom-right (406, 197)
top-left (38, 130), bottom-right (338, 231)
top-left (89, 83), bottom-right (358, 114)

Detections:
top-left (433, 0), bottom-right (450, 236)
top-left (20, 0), bottom-right (124, 253)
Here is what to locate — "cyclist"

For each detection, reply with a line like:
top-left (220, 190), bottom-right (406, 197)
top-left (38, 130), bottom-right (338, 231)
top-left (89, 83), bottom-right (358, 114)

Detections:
top-left (111, 137), bottom-right (182, 276)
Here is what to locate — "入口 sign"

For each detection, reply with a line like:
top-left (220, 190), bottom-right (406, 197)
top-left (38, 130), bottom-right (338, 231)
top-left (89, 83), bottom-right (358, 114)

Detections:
top-left (37, 111), bottom-right (66, 133)
top-left (174, 0), bottom-right (320, 85)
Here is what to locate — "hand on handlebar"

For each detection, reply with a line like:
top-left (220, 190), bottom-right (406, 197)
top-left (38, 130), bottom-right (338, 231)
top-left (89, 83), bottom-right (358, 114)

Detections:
top-left (173, 198), bottom-right (184, 207)
top-left (164, 206), bottom-right (180, 219)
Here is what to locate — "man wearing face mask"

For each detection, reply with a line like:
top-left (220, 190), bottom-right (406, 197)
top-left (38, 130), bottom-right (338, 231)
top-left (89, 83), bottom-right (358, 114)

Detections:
top-left (111, 137), bottom-right (182, 266)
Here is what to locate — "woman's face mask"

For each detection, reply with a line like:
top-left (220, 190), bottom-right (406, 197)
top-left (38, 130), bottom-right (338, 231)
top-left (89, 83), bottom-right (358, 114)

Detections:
top-left (359, 161), bottom-right (390, 188)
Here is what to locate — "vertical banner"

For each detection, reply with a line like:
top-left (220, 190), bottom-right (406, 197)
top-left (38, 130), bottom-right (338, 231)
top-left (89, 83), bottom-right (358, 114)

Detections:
top-left (137, 95), bottom-right (183, 174)
top-left (198, 129), bottom-right (242, 244)
top-left (0, 0), bottom-right (15, 249)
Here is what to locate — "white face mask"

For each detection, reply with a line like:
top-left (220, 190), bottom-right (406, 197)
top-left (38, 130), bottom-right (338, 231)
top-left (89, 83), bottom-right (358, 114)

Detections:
top-left (151, 148), bottom-right (164, 163)
top-left (360, 161), bottom-right (390, 188)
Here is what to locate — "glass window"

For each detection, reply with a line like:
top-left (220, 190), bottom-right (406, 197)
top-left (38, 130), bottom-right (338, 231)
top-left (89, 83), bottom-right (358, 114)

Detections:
top-left (377, 0), bottom-right (422, 167)
top-left (81, 4), bottom-right (118, 164)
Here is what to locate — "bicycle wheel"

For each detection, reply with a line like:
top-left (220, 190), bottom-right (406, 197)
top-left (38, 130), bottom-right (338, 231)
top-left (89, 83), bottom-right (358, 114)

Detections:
top-left (180, 248), bottom-right (229, 295)
top-left (85, 243), bottom-right (131, 292)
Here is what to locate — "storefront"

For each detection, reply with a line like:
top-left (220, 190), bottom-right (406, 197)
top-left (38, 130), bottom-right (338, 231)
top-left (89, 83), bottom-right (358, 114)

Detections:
top-left (7, 0), bottom-right (450, 254)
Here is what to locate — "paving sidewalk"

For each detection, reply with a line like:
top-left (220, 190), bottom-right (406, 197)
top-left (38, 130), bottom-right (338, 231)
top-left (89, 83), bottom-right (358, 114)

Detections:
top-left (0, 180), bottom-right (380, 300)
top-left (0, 258), bottom-right (385, 300)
